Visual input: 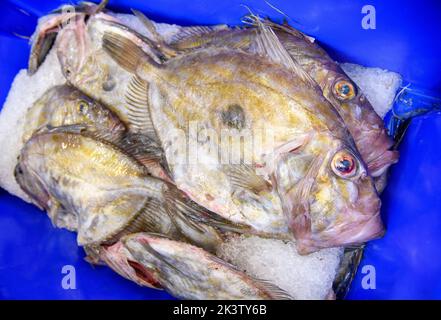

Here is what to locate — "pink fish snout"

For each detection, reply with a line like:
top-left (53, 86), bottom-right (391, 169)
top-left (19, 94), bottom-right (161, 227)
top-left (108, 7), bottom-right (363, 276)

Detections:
top-left (293, 178), bottom-right (385, 255)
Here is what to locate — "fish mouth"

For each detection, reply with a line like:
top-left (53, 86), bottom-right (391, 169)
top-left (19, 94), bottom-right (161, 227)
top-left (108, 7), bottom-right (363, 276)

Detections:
top-left (292, 187), bottom-right (384, 255)
top-left (14, 163), bottom-right (50, 211)
top-left (354, 125), bottom-right (399, 178)
top-left (367, 149), bottom-right (399, 177)
top-left (56, 15), bottom-right (89, 80)
top-left (295, 209), bottom-right (385, 255)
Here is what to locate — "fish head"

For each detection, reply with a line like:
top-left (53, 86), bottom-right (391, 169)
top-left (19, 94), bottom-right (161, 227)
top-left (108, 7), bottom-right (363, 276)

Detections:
top-left (57, 14), bottom-right (150, 95)
top-left (275, 26), bottom-right (399, 179)
top-left (97, 242), bottom-right (162, 289)
top-left (55, 12), bottom-right (91, 84)
top-left (14, 149), bottom-right (50, 211)
top-left (52, 3), bottom-right (123, 95)
top-left (43, 85), bottom-right (125, 136)
top-left (320, 72), bottom-right (399, 178)
top-left (274, 137), bottom-right (384, 254)
top-left (28, 10), bottom-right (84, 75)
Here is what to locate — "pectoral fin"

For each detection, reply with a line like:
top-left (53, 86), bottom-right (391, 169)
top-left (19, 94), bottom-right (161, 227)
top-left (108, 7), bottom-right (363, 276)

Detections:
top-left (102, 31), bottom-right (162, 79)
top-left (223, 164), bottom-right (272, 194)
top-left (164, 185), bottom-right (251, 234)
top-left (117, 132), bottom-right (171, 182)
top-left (125, 75), bottom-right (158, 139)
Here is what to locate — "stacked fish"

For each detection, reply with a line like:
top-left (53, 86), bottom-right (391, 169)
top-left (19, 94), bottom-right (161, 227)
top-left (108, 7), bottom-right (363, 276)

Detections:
top-left (14, 1), bottom-right (398, 299)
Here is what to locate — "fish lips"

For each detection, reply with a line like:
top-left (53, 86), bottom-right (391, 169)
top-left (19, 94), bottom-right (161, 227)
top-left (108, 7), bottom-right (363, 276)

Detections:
top-left (367, 149), bottom-right (400, 178)
top-left (290, 197), bottom-right (385, 255)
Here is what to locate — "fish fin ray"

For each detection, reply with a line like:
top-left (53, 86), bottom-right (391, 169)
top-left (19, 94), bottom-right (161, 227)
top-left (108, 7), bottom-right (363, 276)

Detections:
top-left (44, 124), bottom-right (87, 134)
top-left (125, 75), bottom-right (158, 139)
top-left (163, 188), bottom-right (224, 251)
top-left (102, 31), bottom-right (149, 73)
top-left (170, 25), bottom-right (228, 44)
top-left (224, 164), bottom-right (272, 194)
top-left (131, 9), bottom-right (179, 59)
top-left (244, 15), bottom-right (312, 42)
top-left (250, 277), bottom-right (293, 300)
top-left (124, 236), bottom-right (184, 277)
top-left (164, 186), bottom-right (251, 234)
top-left (131, 9), bottom-right (162, 42)
top-left (29, 31), bottom-right (58, 75)
top-left (47, 123), bottom-right (120, 145)
top-left (84, 128), bottom-right (123, 145)
top-left (111, 198), bottom-right (179, 241)
top-left (246, 15), bottom-right (317, 87)
top-left (93, 0), bottom-right (109, 14)
top-left (117, 133), bottom-right (171, 180)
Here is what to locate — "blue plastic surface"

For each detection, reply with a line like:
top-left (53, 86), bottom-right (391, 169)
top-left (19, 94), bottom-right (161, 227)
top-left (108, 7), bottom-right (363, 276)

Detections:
top-left (1, 0), bottom-right (441, 299)
top-left (348, 112), bottom-right (441, 299)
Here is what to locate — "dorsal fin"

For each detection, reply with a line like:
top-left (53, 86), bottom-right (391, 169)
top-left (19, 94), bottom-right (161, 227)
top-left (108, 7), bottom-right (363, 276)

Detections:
top-left (131, 9), bottom-right (179, 59)
top-left (121, 75), bottom-right (171, 180)
top-left (246, 14), bottom-right (317, 87)
top-left (169, 24), bottom-right (228, 44)
top-left (269, 19), bottom-right (315, 43)
top-left (85, 128), bottom-right (124, 145)
top-left (131, 9), bottom-right (163, 43)
top-left (45, 122), bottom-right (125, 146)
top-left (93, 0), bottom-right (109, 14)
top-left (119, 133), bottom-right (163, 160)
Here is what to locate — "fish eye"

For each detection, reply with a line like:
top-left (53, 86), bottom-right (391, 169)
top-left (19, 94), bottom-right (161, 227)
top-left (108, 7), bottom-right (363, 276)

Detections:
top-left (77, 101), bottom-right (88, 114)
top-left (333, 80), bottom-right (356, 101)
top-left (331, 150), bottom-right (357, 178)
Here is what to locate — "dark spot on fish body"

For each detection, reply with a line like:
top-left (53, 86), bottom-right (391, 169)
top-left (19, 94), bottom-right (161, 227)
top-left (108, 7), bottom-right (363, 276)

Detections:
top-left (221, 104), bottom-right (246, 130)
top-left (50, 174), bottom-right (61, 185)
top-left (102, 74), bottom-right (116, 91)
top-left (61, 176), bottom-right (72, 187)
